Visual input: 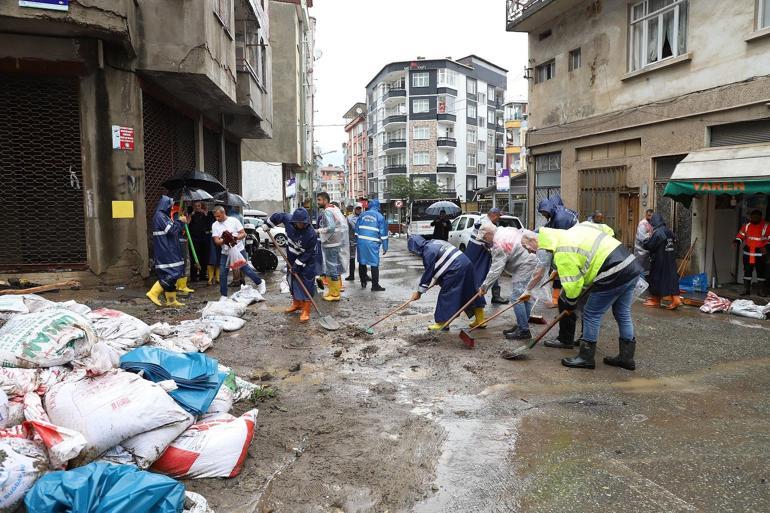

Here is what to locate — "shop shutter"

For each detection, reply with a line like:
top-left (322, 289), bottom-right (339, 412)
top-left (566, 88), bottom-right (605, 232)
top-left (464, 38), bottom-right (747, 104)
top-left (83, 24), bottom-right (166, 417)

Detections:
top-left (0, 75), bottom-right (86, 271)
top-left (225, 140), bottom-right (241, 194)
top-left (203, 128), bottom-right (221, 181)
top-left (710, 119), bottom-right (770, 147)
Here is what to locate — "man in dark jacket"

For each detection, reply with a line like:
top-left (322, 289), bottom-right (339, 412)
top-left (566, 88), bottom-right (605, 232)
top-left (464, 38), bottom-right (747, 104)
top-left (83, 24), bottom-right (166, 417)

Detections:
top-left (188, 201), bottom-right (210, 282)
top-left (430, 210), bottom-right (452, 241)
top-left (642, 213), bottom-right (681, 310)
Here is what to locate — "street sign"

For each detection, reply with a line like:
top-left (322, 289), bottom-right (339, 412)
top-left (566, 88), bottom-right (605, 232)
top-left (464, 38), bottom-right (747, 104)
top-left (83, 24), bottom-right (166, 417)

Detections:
top-left (19, 0), bottom-right (68, 11)
top-left (111, 125), bottom-right (135, 151)
top-left (394, 200), bottom-right (403, 208)
top-left (496, 168), bottom-right (510, 192)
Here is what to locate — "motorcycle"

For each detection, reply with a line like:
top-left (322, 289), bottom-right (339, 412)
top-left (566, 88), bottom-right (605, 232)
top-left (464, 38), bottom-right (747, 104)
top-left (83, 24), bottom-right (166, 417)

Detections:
top-left (244, 219), bottom-right (278, 273)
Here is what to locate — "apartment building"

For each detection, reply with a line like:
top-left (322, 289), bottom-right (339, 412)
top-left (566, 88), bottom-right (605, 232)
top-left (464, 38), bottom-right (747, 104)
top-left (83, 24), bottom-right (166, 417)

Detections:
top-left (508, 0), bottom-right (770, 284)
top-left (318, 166), bottom-right (345, 204)
top-left (343, 102), bottom-right (368, 201)
top-left (365, 56), bottom-right (507, 204)
top-left (0, 0), bottom-right (271, 284)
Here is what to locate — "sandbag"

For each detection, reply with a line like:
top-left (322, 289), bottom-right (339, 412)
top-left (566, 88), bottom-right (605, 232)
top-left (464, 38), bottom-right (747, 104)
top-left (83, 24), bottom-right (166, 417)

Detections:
top-left (201, 298), bottom-right (247, 318)
top-left (202, 315), bottom-right (245, 332)
top-left (729, 299), bottom-right (770, 320)
top-left (0, 437), bottom-right (48, 513)
top-left (105, 413), bottom-right (195, 469)
top-left (0, 309), bottom-right (95, 368)
top-left (87, 308), bottom-right (151, 353)
top-left (152, 409), bottom-right (258, 479)
top-left (0, 389), bottom-right (8, 429)
top-left (184, 492), bottom-right (215, 513)
top-left (230, 284), bottom-right (265, 305)
top-left (44, 370), bottom-right (192, 464)
top-left (24, 462), bottom-right (186, 513)
top-left (70, 342), bottom-right (121, 376)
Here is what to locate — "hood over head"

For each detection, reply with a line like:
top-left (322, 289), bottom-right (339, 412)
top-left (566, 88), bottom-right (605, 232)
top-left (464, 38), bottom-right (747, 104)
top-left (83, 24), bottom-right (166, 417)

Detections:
top-left (367, 199), bottom-right (380, 212)
top-left (408, 235), bottom-right (428, 255)
top-left (650, 212), bottom-right (667, 229)
top-left (537, 195), bottom-right (563, 217)
top-left (156, 195), bottom-right (173, 215)
top-left (290, 207), bottom-right (310, 224)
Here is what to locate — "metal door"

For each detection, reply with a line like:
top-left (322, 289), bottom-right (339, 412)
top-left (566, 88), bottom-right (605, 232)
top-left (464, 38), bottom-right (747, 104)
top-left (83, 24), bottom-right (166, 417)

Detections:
top-left (0, 75), bottom-right (86, 271)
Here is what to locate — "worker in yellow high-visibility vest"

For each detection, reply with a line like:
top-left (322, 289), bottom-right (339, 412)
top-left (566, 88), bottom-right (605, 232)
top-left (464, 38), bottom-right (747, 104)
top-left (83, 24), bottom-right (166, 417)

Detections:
top-left (520, 224), bottom-right (643, 370)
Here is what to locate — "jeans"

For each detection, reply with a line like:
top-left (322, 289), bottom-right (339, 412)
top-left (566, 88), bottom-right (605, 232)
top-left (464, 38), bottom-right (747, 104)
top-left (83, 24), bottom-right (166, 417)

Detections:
top-left (510, 280), bottom-right (533, 332)
top-left (581, 276), bottom-right (639, 343)
top-left (220, 249), bottom-right (262, 297)
top-left (322, 245), bottom-right (341, 280)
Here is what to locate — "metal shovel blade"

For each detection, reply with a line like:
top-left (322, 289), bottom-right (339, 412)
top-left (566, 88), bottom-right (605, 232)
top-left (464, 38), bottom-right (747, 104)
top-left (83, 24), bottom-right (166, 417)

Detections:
top-left (458, 329), bottom-right (475, 348)
top-left (501, 340), bottom-right (535, 360)
top-left (319, 315), bottom-right (340, 331)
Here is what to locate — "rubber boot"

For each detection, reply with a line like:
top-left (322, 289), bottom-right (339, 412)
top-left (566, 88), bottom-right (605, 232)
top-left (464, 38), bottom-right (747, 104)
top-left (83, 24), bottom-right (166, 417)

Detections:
top-left (284, 299), bottom-right (302, 314)
top-left (323, 278), bottom-right (341, 301)
top-left (176, 277), bottom-right (194, 294)
top-left (548, 288), bottom-right (560, 308)
top-left (763, 281), bottom-right (770, 298)
top-left (371, 267), bottom-right (385, 292)
top-left (665, 295), bottom-right (682, 310)
top-left (346, 258), bottom-right (356, 281)
top-left (561, 340), bottom-right (596, 369)
top-left (165, 291), bottom-right (185, 307)
top-left (215, 267), bottom-right (221, 284)
top-left (503, 325), bottom-right (519, 336)
top-left (643, 296), bottom-right (661, 307)
top-left (603, 338), bottom-right (636, 370)
top-left (207, 265), bottom-right (216, 285)
top-left (146, 281), bottom-right (164, 307)
top-left (741, 281), bottom-right (751, 296)
top-left (505, 328), bottom-right (532, 340)
top-left (299, 301), bottom-right (311, 322)
top-left (469, 307), bottom-right (486, 328)
top-left (359, 264), bottom-right (369, 288)
top-left (544, 336), bottom-right (576, 348)
top-left (428, 323), bottom-right (448, 331)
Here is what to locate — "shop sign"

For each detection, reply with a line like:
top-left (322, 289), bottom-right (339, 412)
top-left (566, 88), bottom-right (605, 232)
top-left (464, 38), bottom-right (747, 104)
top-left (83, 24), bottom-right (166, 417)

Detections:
top-left (496, 168), bottom-right (510, 192)
top-left (111, 125), bottom-right (135, 151)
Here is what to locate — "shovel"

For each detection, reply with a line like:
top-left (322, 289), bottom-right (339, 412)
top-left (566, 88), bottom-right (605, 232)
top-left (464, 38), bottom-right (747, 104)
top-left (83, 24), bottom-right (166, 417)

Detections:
top-left (266, 230), bottom-right (339, 331)
top-left (363, 284), bottom-right (435, 335)
top-left (501, 310), bottom-right (570, 360)
top-left (458, 298), bottom-right (524, 348)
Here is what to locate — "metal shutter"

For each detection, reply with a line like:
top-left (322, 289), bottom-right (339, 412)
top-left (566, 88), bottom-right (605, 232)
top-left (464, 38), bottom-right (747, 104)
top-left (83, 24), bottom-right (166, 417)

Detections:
top-left (0, 75), bottom-right (86, 271)
top-left (710, 119), bottom-right (770, 147)
top-left (225, 140), bottom-right (241, 194)
top-left (203, 128), bottom-right (221, 181)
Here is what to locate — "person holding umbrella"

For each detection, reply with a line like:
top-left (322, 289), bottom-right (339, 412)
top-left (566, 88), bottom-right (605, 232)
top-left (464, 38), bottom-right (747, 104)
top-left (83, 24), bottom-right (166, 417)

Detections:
top-left (430, 210), bottom-right (452, 241)
top-left (147, 195), bottom-right (188, 307)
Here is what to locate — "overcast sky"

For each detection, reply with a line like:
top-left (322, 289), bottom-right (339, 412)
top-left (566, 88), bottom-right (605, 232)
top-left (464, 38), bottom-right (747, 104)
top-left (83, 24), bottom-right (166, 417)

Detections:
top-left (311, 0), bottom-right (529, 167)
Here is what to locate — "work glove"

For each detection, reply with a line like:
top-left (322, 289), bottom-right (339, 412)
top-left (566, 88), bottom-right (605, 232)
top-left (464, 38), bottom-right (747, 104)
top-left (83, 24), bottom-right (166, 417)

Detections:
top-left (478, 287), bottom-right (487, 296)
top-left (558, 292), bottom-right (578, 313)
top-left (411, 291), bottom-right (421, 301)
top-left (548, 270), bottom-right (559, 282)
top-left (261, 224), bottom-right (271, 233)
top-left (518, 290), bottom-right (532, 303)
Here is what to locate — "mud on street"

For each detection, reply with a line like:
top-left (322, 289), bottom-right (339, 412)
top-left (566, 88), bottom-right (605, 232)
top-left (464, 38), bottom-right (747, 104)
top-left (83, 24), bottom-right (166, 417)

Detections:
top-left (65, 238), bottom-right (770, 513)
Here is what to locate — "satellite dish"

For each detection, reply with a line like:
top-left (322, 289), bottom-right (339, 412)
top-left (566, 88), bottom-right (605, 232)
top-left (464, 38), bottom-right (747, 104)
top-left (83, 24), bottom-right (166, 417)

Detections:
top-left (355, 107), bottom-right (363, 115)
top-left (299, 178), bottom-right (309, 188)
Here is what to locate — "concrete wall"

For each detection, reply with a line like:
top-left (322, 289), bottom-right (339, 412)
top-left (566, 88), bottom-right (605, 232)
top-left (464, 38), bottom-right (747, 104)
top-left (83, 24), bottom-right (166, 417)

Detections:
top-left (527, 0), bottom-right (770, 130)
top-left (242, 161), bottom-right (284, 213)
top-left (409, 120), bottom-right (438, 174)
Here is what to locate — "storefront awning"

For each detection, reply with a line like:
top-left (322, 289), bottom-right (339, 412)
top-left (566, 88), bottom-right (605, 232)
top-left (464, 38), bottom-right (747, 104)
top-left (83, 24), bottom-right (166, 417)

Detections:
top-left (664, 143), bottom-right (770, 206)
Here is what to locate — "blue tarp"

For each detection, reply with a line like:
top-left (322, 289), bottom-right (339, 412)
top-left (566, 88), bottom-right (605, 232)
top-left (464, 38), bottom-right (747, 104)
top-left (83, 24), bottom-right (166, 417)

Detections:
top-left (120, 347), bottom-right (226, 416)
top-left (25, 462), bottom-right (185, 513)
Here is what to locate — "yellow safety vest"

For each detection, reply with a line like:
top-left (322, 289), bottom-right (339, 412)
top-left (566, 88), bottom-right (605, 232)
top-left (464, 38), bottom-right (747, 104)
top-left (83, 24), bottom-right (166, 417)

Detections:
top-left (538, 226), bottom-right (621, 299)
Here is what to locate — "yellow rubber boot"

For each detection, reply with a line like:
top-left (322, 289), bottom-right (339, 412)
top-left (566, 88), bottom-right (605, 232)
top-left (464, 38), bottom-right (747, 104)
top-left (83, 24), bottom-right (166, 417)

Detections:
top-left (207, 265), bottom-right (216, 285)
top-left (299, 301), bottom-right (312, 322)
top-left (428, 323), bottom-right (448, 331)
top-left (323, 278), bottom-right (341, 301)
top-left (469, 307), bottom-right (486, 329)
top-left (284, 299), bottom-right (302, 314)
top-left (215, 267), bottom-right (221, 284)
top-left (165, 291), bottom-right (185, 307)
top-left (146, 281), bottom-right (164, 307)
top-left (176, 277), bottom-right (194, 294)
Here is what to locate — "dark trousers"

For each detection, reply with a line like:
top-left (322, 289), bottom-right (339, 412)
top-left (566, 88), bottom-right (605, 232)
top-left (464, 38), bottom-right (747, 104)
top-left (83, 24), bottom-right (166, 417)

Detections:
top-left (359, 264), bottom-right (380, 286)
top-left (348, 257), bottom-right (356, 278)
top-left (491, 280), bottom-right (502, 298)
top-left (743, 254), bottom-right (768, 285)
top-left (558, 300), bottom-right (577, 344)
top-left (191, 236), bottom-right (209, 280)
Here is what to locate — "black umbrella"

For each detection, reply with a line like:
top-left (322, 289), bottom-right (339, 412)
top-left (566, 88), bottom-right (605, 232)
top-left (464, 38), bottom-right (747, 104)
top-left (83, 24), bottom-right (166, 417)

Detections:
top-left (213, 190), bottom-right (249, 208)
top-left (162, 170), bottom-right (225, 194)
top-left (425, 200), bottom-right (461, 216)
top-left (169, 187), bottom-right (214, 203)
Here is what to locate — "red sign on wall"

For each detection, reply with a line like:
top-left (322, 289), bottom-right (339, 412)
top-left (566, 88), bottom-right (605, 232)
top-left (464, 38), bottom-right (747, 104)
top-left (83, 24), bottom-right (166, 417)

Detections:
top-left (111, 125), bottom-right (135, 151)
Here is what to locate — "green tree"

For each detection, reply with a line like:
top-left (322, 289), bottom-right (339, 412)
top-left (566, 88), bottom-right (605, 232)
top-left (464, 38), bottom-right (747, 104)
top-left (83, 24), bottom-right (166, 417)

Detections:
top-left (386, 176), bottom-right (442, 202)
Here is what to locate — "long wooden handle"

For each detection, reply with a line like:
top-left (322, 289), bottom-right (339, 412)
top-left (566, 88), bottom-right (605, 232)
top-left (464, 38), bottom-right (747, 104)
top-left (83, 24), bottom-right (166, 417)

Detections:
top-left (368, 285), bottom-right (435, 330)
top-left (440, 290), bottom-right (484, 330)
top-left (467, 299), bottom-right (521, 333)
top-left (0, 280), bottom-right (80, 296)
top-left (266, 229), bottom-right (323, 316)
top-left (529, 310), bottom-right (569, 346)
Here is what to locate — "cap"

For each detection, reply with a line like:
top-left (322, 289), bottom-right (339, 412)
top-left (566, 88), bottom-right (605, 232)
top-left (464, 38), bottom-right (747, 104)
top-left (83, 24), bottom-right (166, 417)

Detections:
top-left (489, 208), bottom-right (502, 215)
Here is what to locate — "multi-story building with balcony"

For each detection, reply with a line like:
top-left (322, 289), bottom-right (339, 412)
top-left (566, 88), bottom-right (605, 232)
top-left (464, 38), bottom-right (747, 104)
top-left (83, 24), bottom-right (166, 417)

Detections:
top-left (0, 0), bottom-right (271, 284)
top-left (318, 166), bottom-right (345, 205)
top-left (365, 56), bottom-right (507, 203)
top-left (508, 0), bottom-right (770, 286)
top-left (343, 102), bottom-right (368, 201)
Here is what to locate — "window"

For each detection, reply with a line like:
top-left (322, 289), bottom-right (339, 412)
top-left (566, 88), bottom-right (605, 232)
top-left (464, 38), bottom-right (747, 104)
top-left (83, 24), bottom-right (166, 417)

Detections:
top-left (629, 0), bottom-right (688, 72)
top-left (451, 217), bottom-right (463, 231)
top-left (467, 126), bottom-right (477, 141)
top-left (760, 0), bottom-right (770, 29)
top-left (412, 99), bottom-right (429, 113)
top-left (535, 152), bottom-right (561, 187)
top-left (478, 140), bottom-right (486, 152)
top-left (478, 92), bottom-right (487, 105)
top-left (413, 126), bottom-right (430, 140)
top-left (412, 72), bottom-right (429, 88)
top-left (437, 94), bottom-right (455, 114)
top-left (467, 152), bottom-right (477, 167)
top-left (478, 164), bottom-right (486, 175)
top-left (438, 68), bottom-right (457, 87)
top-left (487, 85), bottom-right (495, 99)
top-left (466, 176), bottom-right (477, 193)
top-left (488, 109), bottom-right (495, 125)
top-left (478, 117), bottom-right (486, 127)
top-left (569, 48), bottom-right (582, 71)
top-left (467, 103), bottom-right (477, 119)
top-left (413, 152), bottom-right (430, 166)
top-left (467, 78), bottom-right (477, 95)
top-left (213, 0), bottom-right (233, 36)
top-left (535, 60), bottom-right (556, 83)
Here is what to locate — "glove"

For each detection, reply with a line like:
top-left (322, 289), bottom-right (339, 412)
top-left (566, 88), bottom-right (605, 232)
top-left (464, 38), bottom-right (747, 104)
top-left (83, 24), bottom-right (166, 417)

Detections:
top-left (411, 291), bottom-right (421, 301)
top-left (479, 287), bottom-right (487, 296)
top-left (518, 290), bottom-right (532, 303)
top-left (261, 224), bottom-right (271, 233)
top-left (558, 292), bottom-right (578, 313)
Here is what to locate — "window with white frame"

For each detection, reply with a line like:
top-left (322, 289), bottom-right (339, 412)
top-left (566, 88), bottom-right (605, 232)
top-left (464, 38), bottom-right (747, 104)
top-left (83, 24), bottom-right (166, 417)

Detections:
top-left (438, 68), bottom-right (457, 87)
top-left (413, 126), bottom-right (430, 140)
top-left (478, 116), bottom-right (486, 127)
top-left (467, 78), bottom-right (477, 95)
top-left (488, 109), bottom-right (495, 125)
top-left (569, 48), bottom-right (582, 71)
top-left (487, 85), bottom-right (495, 99)
top-left (478, 140), bottom-right (486, 152)
top-left (760, 0), bottom-right (770, 29)
top-left (467, 103), bottom-right (477, 119)
top-left (437, 94), bottom-right (455, 114)
top-left (478, 92), bottom-right (487, 105)
top-left (478, 164), bottom-right (486, 175)
top-left (412, 72), bottom-right (429, 88)
top-left (412, 99), bottom-right (429, 113)
top-left (629, 0), bottom-right (688, 72)
top-left (467, 126), bottom-right (477, 141)
top-left (535, 60), bottom-right (555, 83)
top-left (413, 152), bottom-right (430, 165)
top-left (467, 152), bottom-right (477, 167)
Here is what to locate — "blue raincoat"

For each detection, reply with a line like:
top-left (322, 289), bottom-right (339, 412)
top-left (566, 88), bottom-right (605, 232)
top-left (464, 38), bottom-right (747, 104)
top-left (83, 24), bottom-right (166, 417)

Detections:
top-left (409, 235), bottom-right (483, 324)
top-left (356, 199), bottom-right (388, 266)
top-left (537, 194), bottom-right (578, 229)
top-left (269, 208), bottom-right (318, 300)
top-left (151, 196), bottom-right (185, 291)
top-left (464, 215), bottom-right (493, 306)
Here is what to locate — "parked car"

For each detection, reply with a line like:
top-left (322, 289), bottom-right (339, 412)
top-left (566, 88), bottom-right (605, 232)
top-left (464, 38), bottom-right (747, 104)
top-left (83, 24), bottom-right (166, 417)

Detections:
top-left (447, 214), bottom-right (523, 252)
top-left (243, 216), bottom-right (288, 248)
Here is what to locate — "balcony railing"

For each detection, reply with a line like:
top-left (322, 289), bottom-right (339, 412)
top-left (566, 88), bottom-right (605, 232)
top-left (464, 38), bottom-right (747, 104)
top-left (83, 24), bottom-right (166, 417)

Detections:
top-left (384, 165), bottom-right (407, 174)
top-left (384, 114), bottom-right (407, 126)
top-left (495, 146), bottom-right (505, 155)
top-left (384, 89), bottom-right (406, 101)
top-left (506, 0), bottom-right (554, 30)
top-left (437, 113), bottom-right (456, 122)
top-left (437, 164), bottom-right (457, 174)
top-left (437, 137), bottom-right (457, 147)
top-left (383, 139), bottom-right (407, 151)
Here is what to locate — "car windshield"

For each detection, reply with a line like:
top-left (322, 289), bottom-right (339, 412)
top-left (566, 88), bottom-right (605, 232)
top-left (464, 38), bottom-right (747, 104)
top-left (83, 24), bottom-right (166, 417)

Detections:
top-left (499, 217), bottom-right (522, 229)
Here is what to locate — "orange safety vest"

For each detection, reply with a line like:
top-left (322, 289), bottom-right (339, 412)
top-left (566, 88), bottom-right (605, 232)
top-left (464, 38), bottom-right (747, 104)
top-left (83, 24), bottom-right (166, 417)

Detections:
top-left (735, 221), bottom-right (769, 264)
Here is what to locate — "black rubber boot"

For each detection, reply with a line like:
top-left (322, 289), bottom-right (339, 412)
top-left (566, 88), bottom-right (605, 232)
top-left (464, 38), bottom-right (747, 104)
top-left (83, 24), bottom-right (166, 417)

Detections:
top-left (359, 264), bottom-right (369, 288)
top-left (544, 337), bottom-right (577, 349)
top-left (504, 328), bottom-right (532, 340)
top-left (371, 267), bottom-right (385, 292)
top-left (346, 258), bottom-right (356, 281)
top-left (502, 326), bottom-right (518, 336)
top-left (762, 281), bottom-right (770, 297)
top-left (561, 340), bottom-right (596, 369)
top-left (604, 338), bottom-right (636, 370)
top-left (491, 296), bottom-right (509, 304)
top-left (741, 281), bottom-right (751, 296)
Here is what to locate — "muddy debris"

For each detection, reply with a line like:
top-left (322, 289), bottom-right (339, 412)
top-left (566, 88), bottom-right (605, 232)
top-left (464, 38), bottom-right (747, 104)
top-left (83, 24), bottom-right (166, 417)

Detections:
top-left (332, 348), bottom-right (343, 358)
top-left (288, 363), bottom-right (301, 373)
top-left (360, 344), bottom-right (379, 356)
top-left (407, 332), bottom-right (440, 345)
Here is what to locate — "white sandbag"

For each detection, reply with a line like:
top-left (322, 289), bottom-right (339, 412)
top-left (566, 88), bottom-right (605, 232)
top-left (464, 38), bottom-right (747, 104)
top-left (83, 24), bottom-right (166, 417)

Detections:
top-left (108, 412), bottom-right (195, 468)
top-left (0, 296), bottom-right (29, 315)
top-left (0, 389), bottom-right (8, 429)
top-left (20, 393), bottom-right (88, 468)
top-left (21, 294), bottom-right (58, 313)
top-left (201, 298), bottom-right (247, 318)
top-left (56, 300), bottom-right (92, 316)
top-left (6, 401), bottom-right (23, 428)
top-left (70, 342), bottom-right (121, 376)
top-left (0, 437), bottom-right (48, 512)
top-left (87, 308), bottom-right (151, 353)
top-left (729, 299), bottom-right (770, 320)
top-left (0, 309), bottom-right (96, 368)
top-left (149, 322), bottom-right (175, 337)
top-left (151, 409), bottom-right (258, 479)
top-left (279, 276), bottom-right (290, 294)
top-left (230, 284), bottom-right (265, 305)
top-left (184, 492), bottom-right (215, 513)
top-left (178, 320), bottom-right (222, 341)
top-left (44, 370), bottom-right (192, 464)
top-left (201, 315), bottom-right (245, 332)
top-left (0, 367), bottom-right (69, 399)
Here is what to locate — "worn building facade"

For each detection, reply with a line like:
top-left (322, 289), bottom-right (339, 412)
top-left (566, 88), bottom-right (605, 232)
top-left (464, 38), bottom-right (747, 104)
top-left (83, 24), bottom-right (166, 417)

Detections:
top-left (0, 0), bottom-right (271, 285)
top-left (241, 0), bottom-right (314, 212)
top-left (508, 0), bottom-right (770, 282)
top-left (343, 102), bottom-right (368, 202)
